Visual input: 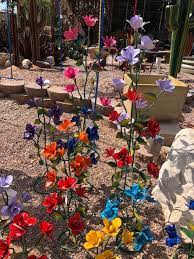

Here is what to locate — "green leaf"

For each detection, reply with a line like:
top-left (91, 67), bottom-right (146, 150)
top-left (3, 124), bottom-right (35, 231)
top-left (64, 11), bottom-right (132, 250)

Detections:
top-left (76, 59), bottom-right (83, 66)
top-left (144, 92), bottom-right (157, 102)
top-left (120, 119), bottom-right (130, 127)
top-left (116, 132), bottom-right (124, 139)
top-left (37, 108), bottom-right (46, 115)
top-left (136, 136), bottom-right (147, 145)
top-left (48, 124), bottom-right (56, 133)
top-left (133, 122), bottom-right (144, 131)
top-left (181, 227), bottom-right (194, 240)
top-left (108, 162), bottom-right (117, 168)
top-left (34, 119), bottom-right (41, 124)
top-left (39, 159), bottom-right (44, 165)
top-left (95, 114), bottom-right (104, 120)
top-left (139, 171), bottom-right (149, 183)
top-left (54, 211), bottom-right (63, 221)
top-left (112, 181), bottom-right (119, 188)
top-left (113, 173), bottom-right (121, 181)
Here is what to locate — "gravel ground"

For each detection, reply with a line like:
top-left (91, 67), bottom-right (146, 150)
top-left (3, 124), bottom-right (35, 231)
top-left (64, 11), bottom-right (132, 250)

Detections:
top-left (0, 63), bottom-right (193, 258)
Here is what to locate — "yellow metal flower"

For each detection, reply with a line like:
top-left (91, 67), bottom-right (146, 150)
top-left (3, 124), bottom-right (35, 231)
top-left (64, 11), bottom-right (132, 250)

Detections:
top-left (84, 230), bottom-right (105, 250)
top-left (102, 218), bottom-right (122, 237)
top-left (122, 229), bottom-right (134, 245)
top-left (95, 250), bottom-right (120, 259)
top-left (188, 222), bottom-right (194, 232)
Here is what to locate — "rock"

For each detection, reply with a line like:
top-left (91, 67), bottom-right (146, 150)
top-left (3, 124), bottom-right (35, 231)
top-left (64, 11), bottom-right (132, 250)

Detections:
top-left (56, 101), bottom-right (77, 113)
top-left (186, 89), bottom-right (194, 104)
top-left (46, 56), bottom-right (55, 66)
top-left (47, 86), bottom-right (69, 102)
top-left (152, 128), bottom-right (194, 240)
top-left (35, 98), bottom-right (55, 109)
top-left (9, 93), bottom-right (30, 104)
top-left (72, 91), bottom-right (92, 107)
top-left (136, 144), bottom-right (153, 163)
top-left (0, 91), bottom-right (7, 98)
top-left (0, 52), bottom-right (9, 67)
top-left (25, 82), bottom-right (49, 97)
top-left (22, 59), bottom-right (32, 69)
top-left (0, 79), bottom-right (25, 94)
top-left (4, 60), bottom-right (11, 68)
top-left (36, 61), bottom-right (51, 68)
top-left (160, 122), bottom-right (181, 146)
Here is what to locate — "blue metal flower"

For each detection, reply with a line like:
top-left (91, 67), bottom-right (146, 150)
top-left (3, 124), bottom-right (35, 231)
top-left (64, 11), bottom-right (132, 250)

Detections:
top-left (134, 226), bottom-right (153, 251)
top-left (100, 198), bottom-right (120, 221)
top-left (117, 46), bottom-right (140, 65)
top-left (71, 115), bottom-right (81, 126)
top-left (124, 183), bottom-right (148, 202)
top-left (165, 224), bottom-right (181, 247)
top-left (90, 153), bottom-right (98, 165)
top-left (86, 127), bottom-right (99, 141)
top-left (186, 199), bottom-right (194, 210)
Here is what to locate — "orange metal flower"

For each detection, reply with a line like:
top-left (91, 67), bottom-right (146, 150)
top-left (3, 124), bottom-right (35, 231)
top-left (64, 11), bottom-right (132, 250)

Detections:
top-left (58, 120), bottom-right (76, 132)
top-left (70, 155), bottom-right (91, 176)
top-left (78, 131), bottom-right (89, 143)
top-left (43, 142), bottom-right (57, 159)
top-left (45, 171), bottom-right (57, 188)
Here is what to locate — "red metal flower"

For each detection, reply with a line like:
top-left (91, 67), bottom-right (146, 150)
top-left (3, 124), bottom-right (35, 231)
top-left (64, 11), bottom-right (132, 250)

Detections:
top-left (105, 147), bottom-right (115, 157)
top-left (68, 212), bottom-right (85, 236)
top-left (147, 162), bottom-right (160, 179)
top-left (109, 110), bottom-right (120, 121)
top-left (28, 255), bottom-right (48, 259)
top-left (9, 212), bottom-right (37, 240)
top-left (126, 89), bottom-right (142, 102)
top-left (39, 221), bottom-right (54, 237)
top-left (147, 118), bottom-right (160, 138)
top-left (42, 193), bottom-right (63, 213)
top-left (75, 187), bottom-right (87, 197)
top-left (58, 177), bottom-right (78, 191)
top-left (113, 148), bottom-right (133, 168)
top-left (0, 238), bottom-right (11, 259)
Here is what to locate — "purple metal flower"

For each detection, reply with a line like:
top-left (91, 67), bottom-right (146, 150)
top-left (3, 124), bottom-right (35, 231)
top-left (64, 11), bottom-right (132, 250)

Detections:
top-left (112, 78), bottom-right (125, 91)
top-left (36, 77), bottom-right (50, 87)
top-left (24, 124), bottom-right (36, 140)
top-left (27, 98), bottom-right (37, 108)
top-left (127, 15), bottom-right (144, 30)
top-left (0, 175), bottom-right (13, 190)
top-left (156, 78), bottom-right (175, 92)
top-left (135, 98), bottom-right (148, 109)
top-left (47, 106), bottom-right (63, 125)
top-left (117, 46), bottom-right (140, 65)
top-left (36, 76), bottom-right (45, 86)
top-left (21, 192), bottom-right (32, 203)
top-left (1, 197), bottom-right (23, 219)
top-left (138, 35), bottom-right (155, 50)
top-left (118, 112), bottom-right (129, 123)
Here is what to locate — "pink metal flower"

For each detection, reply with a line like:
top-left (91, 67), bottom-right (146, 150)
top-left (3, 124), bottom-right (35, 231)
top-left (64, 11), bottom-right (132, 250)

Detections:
top-left (64, 67), bottom-right (79, 79)
top-left (64, 28), bottom-right (79, 41)
top-left (83, 15), bottom-right (98, 27)
top-left (103, 36), bottom-right (117, 48)
top-left (64, 84), bottom-right (76, 93)
top-left (99, 97), bottom-right (111, 106)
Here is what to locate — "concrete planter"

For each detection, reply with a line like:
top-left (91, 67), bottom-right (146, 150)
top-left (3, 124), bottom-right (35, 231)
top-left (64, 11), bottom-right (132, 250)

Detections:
top-left (124, 74), bottom-right (188, 121)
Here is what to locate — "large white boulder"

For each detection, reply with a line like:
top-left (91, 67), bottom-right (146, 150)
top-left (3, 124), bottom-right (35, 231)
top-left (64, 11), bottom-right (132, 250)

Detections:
top-left (152, 129), bottom-right (194, 235)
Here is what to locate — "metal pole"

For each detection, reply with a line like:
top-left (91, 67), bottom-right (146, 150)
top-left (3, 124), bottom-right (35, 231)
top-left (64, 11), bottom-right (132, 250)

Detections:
top-left (56, 0), bottom-right (63, 72)
top-left (6, 0), bottom-right (13, 79)
top-left (94, 0), bottom-right (105, 117)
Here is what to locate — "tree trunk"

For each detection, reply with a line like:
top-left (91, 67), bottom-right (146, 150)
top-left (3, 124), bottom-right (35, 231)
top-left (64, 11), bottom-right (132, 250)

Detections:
top-left (29, 0), bottom-right (40, 63)
top-left (10, 12), bottom-right (20, 66)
